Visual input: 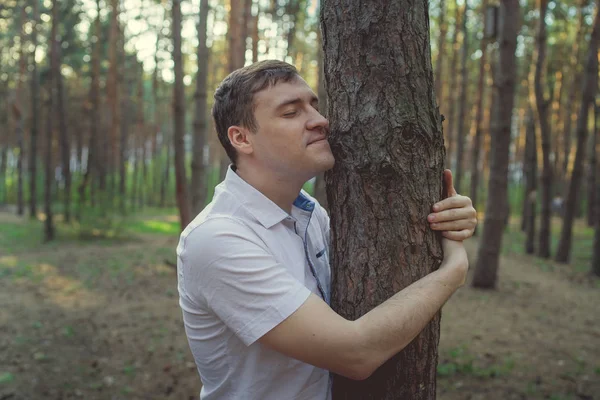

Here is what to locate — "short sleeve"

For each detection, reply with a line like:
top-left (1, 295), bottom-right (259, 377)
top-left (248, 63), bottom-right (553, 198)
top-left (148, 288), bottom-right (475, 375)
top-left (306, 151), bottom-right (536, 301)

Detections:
top-left (178, 217), bottom-right (311, 346)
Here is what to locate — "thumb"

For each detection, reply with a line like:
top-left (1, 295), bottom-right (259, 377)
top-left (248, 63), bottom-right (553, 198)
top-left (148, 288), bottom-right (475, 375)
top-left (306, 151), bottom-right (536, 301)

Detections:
top-left (443, 169), bottom-right (458, 198)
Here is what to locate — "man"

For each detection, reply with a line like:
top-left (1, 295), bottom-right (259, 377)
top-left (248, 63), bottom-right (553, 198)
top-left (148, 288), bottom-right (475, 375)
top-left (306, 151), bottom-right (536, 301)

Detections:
top-left (177, 60), bottom-right (477, 399)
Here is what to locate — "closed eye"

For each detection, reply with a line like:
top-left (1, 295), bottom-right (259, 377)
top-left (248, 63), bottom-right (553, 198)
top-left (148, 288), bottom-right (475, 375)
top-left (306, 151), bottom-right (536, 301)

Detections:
top-left (283, 110), bottom-right (298, 117)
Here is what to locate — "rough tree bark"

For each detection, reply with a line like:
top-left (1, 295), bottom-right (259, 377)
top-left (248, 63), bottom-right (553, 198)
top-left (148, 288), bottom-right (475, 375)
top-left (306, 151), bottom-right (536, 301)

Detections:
top-left (454, 0), bottom-right (469, 194)
top-left (556, 2), bottom-right (600, 263)
top-left (173, 0), bottom-right (192, 230)
top-left (533, 0), bottom-right (552, 258)
top-left (472, 0), bottom-right (520, 289)
top-left (434, 0), bottom-right (447, 107)
top-left (322, 1), bottom-right (446, 398)
top-left (313, 14), bottom-right (328, 208)
top-left (29, 0), bottom-right (40, 218)
top-left (191, 0), bottom-right (210, 216)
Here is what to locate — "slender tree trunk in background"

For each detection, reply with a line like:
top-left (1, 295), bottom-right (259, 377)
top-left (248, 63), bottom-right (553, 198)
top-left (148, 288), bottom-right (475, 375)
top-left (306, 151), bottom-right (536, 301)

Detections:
top-left (587, 104), bottom-right (598, 227)
top-left (107, 0), bottom-right (120, 200)
top-left (14, 6), bottom-right (26, 216)
top-left (313, 14), bottom-right (327, 208)
top-left (434, 0), bottom-right (447, 107)
top-left (160, 132), bottom-right (172, 208)
top-left (523, 107), bottom-right (537, 254)
top-left (285, 0), bottom-right (300, 60)
top-left (556, 3), bottom-right (600, 263)
top-left (173, 0), bottom-right (192, 230)
top-left (470, 2), bottom-right (488, 218)
top-left (152, 29), bottom-right (161, 207)
top-left (592, 112), bottom-right (600, 275)
top-left (191, 0), bottom-right (210, 216)
top-left (322, 0), bottom-right (445, 397)
top-left (120, 67), bottom-right (133, 214)
top-left (221, 0), bottom-right (249, 181)
top-left (472, 0), bottom-right (519, 289)
top-left (533, 0), bottom-right (552, 258)
top-left (252, 9), bottom-right (259, 63)
top-left (560, 0), bottom-right (587, 188)
top-left (454, 0), bottom-right (469, 194)
top-left (550, 70), bottom-right (563, 175)
top-left (29, 0), bottom-right (40, 219)
top-left (445, 0), bottom-right (461, 169)
top-left (0, 145), bottom-right (6, 204)
top-left (139, 73), bottom-right (148, 210)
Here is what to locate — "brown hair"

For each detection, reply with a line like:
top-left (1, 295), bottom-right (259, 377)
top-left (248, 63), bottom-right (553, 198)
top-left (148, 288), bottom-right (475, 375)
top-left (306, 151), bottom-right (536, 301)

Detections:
top-left (212, 60), bottom-right (299, 164)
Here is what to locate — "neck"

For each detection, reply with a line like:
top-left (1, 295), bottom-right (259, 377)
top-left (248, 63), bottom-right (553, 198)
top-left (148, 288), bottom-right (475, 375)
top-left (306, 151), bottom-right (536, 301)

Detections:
top-left (234, 164), bottom-right (306, 215)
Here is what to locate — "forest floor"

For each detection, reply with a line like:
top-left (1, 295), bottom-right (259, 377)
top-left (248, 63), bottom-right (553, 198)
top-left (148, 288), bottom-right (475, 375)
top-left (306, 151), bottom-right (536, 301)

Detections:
top-left (0, 209), bottom-right (598, 400)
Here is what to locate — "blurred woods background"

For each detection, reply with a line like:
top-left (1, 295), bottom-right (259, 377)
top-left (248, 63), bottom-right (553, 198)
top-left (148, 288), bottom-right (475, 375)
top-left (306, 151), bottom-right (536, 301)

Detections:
top-left (0, 0), bottom-right (598, 271)
top-left (0, 0), bottom-right (599, 398)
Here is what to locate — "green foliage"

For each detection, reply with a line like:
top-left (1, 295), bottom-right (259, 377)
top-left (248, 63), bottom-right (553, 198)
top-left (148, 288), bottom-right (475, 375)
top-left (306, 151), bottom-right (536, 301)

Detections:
top-left (437, 345), bottom-right (515, 379)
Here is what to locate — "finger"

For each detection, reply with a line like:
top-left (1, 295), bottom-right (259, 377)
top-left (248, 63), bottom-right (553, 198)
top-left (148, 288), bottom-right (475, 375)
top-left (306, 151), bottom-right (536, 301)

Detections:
top-left (430, 220), bottom-right (475, 232)
top-left (441, 229), bottom-right (473, 241)
top-left (432, 195), bottom-right (472, 212)
top-left (444, 169), bottom-right (457, 198)
top-left (429, 207), bottom-right (476, 223)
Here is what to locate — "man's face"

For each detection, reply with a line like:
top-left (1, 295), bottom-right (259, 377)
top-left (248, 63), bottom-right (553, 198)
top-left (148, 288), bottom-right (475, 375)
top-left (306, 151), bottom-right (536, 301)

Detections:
top-left (247, 77), bottom-right (335, 181)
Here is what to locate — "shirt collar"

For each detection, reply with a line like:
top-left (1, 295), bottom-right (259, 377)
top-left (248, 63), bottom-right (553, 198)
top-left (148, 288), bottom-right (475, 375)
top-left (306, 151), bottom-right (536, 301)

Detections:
top-left (223, 165), bottom-right (316, 229)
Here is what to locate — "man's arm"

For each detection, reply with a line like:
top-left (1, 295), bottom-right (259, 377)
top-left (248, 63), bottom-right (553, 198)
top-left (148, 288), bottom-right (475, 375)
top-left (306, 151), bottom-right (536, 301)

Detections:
top-left (259, 239), bottom-right (468, 381)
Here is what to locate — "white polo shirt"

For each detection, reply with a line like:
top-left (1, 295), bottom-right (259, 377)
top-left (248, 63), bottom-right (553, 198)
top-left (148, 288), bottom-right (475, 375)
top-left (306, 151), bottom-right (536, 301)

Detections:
top-left (177, 166), bottom-right (332, 400)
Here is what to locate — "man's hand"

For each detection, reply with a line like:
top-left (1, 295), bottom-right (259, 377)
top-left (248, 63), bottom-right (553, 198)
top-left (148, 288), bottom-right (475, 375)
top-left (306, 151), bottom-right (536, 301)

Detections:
top-left (428, 169), bottom-right (477, 241)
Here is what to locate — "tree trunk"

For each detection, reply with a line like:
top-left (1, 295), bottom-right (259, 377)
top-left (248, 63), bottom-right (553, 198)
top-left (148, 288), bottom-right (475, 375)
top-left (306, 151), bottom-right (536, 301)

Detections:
top-left (29, 0), bottom-right (40, 219)
top-left (252, 9), bottom-right (259, 63)
top-left (160, 131), bottom-right (172, 208)
top-left (434, 0), bottom-right (447, 107)
top-left (152, 27), bottom-right (162, 207)
top-left (14, 5), bottom-right (26, 216)
top-left (533, 0), bottom-right (552, 258)
top-left (472, 0), bottom-right (520, 289)
top-left (313, 10), bottom-right (328, 208)
top-left (107, 0), bottom-right (120, 201)
top-left (445, 0), bottom-right (461, 169)
top-left (191, 0), bottom-right (210, 216)
top-left (587, 103), bottom-right (597, 226)
top-left (555, 2), bottom-right (600, 263)
top-left (221, 0), bottom-right (249, 181)
top-left (120, 66), bottom-right (132, 214)
top-left (454, 0), bottom-right (469, 194)
top-left (173, 0), bottom-right (191, 230)
top-left (523, 107), bottom-right (537, 254)
top-left (560, 0), bottom-right (587, 188)
top-left (592, 109), bottom-right (600, 275)
top-left (322, 1), bottom-right (445, 398)
top-left (469, 0), bottom-right (488, 218)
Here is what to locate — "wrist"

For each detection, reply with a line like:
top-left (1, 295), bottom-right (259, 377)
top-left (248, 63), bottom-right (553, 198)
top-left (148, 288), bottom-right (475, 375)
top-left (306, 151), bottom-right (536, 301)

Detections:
top-left (439, 257), bottom-right (468, 289)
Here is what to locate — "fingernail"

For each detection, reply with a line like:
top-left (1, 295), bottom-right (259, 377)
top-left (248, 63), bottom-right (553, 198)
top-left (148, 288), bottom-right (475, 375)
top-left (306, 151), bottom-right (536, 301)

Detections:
top-left (428, 214), bottom-right (435, 221)
top-left (433, 205), bottom-right (439, 211)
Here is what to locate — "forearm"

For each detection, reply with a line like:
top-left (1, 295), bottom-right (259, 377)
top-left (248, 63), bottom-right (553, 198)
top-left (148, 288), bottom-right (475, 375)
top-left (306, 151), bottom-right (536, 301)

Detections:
top-left (354, 261), bottom-right (465, 375)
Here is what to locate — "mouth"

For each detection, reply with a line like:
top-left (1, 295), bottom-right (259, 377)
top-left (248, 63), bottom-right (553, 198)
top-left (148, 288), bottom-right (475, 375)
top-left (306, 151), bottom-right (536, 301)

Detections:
top-left (308, 137), bottom-right (328, 145)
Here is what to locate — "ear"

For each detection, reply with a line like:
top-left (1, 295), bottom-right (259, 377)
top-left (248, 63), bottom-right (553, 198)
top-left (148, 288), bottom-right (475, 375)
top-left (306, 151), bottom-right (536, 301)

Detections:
top-left (228, 125), bottom-right (254, 156)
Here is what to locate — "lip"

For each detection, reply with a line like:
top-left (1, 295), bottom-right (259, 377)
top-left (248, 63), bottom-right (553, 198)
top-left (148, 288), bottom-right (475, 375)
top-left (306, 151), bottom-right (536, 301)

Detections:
top-left (308, 137), bottom-right (327, 145)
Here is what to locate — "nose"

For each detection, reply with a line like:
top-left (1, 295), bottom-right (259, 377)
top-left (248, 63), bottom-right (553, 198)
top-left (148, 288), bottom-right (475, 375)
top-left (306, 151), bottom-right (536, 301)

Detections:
top-left (306, 108), bottom-right (329, 133)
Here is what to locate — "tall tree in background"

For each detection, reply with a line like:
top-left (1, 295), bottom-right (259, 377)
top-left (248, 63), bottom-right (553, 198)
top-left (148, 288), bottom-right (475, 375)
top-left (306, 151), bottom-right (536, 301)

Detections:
top-left (107, 0), bottom-right (121, 198)
top-left (13, 5), bottom-right (26, 216)
top-left (555, 1), bottom-right (600, 263)
top-left (534, 0), bottom-right (552, 258)
top-left (445, 0), bottom-right (461, 168)
top-left (173, 0), bottom-right (191, 231)
top-left (560, 0), bottom-right (588, 186)
top-left (592, 102), bottom-right (600, 276)
top-left (472, 0), bottom-right (520, 288)
top-left (322, 0), bottom-right (446, 397)
top-left (55, 0), bottom-right (71, 223)
top-left (29, 0), bottom-right (40, 219)
top-left (454, 0), bottom-right (469, 193)
top-left (523, 107), bottom-right (537, 254)
top-left (469, 0), bottom-right (488, 215)
top-left (313, 17), bottom-right (327, 208)
top-left (587, 103), bottom-right (598, 227)
top-left (191, 0), bottom-right (210, 215)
